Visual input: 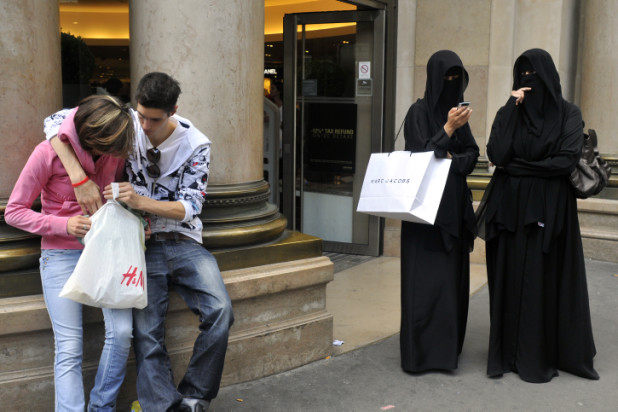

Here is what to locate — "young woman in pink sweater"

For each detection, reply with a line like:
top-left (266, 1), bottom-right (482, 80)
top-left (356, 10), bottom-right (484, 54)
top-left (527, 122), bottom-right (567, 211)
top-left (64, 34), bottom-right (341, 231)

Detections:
top-left (5, 95), bottom-right (135, 411)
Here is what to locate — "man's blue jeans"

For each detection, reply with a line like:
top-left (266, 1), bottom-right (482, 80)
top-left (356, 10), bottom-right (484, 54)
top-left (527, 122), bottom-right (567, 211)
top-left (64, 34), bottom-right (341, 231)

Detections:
top-left (133, 238), bottom-right (234, 411)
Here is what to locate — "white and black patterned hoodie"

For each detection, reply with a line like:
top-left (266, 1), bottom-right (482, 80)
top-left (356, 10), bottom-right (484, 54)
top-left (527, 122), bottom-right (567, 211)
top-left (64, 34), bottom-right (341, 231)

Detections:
top-left (44, 109), bottom-right (211, 244)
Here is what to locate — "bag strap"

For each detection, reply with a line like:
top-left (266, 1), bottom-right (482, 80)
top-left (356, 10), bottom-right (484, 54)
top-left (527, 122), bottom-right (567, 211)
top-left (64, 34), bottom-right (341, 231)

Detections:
top-left (393, 117), bottom-right (405, 145)
top-left (388, 118), bottom-right (411, 157)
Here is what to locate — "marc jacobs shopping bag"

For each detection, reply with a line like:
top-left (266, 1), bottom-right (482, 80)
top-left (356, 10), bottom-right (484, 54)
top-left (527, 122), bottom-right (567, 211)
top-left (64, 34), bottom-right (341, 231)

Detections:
top-left (60, 190), bottom-right (147, 309)
top-left (357, 151), bottom-right (451, 224)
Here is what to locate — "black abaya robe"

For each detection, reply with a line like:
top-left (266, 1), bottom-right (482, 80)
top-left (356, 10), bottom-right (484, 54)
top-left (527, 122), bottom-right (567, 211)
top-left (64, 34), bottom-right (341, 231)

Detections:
top-left (483, 49), bottom-right (598, 383)
top-left (400, 51), bottom-right (479, 372)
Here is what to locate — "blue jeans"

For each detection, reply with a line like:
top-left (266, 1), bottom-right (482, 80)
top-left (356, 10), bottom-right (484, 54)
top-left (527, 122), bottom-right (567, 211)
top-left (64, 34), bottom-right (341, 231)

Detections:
top-left (40, 249), bottom-right (133, 412)
top-left (133, 238), bottom-right (233, 411)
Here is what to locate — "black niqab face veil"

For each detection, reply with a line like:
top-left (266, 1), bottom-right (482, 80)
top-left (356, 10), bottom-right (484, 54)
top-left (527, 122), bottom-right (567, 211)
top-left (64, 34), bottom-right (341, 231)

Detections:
top-left (512, 49), bottom-right (563, 140)
top-left (439, 67), bottom-right (463, 117)
top-left (517, 57), bottom-right (545, 134)
top-left (424, 50), bottom-right (469, 126)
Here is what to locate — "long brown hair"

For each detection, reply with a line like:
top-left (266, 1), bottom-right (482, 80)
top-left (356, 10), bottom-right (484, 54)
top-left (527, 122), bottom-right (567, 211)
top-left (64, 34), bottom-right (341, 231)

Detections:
top-left (74, 95), bottom-right (134, 158)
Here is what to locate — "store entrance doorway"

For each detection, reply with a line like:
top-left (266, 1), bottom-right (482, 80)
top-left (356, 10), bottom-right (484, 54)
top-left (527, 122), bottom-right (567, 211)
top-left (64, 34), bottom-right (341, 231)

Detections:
top-left (281, 10), bottom-right (385, 256)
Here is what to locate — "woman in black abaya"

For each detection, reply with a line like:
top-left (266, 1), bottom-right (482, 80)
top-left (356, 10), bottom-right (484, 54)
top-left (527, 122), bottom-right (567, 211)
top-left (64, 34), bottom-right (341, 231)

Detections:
top-left (482, 48), bottom-right (598, 383)
top-left (400, 50), bottom-right (479, 372)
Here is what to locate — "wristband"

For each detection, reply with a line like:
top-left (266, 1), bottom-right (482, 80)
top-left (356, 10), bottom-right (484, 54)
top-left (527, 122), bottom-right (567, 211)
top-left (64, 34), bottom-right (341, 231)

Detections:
top-left (71, 176), bottom-right (90, 188)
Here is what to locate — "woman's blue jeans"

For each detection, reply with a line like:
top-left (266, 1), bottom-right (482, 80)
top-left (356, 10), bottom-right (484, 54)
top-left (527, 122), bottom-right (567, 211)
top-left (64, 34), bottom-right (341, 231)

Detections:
top-left (132, 238), bottom-right (233, 411)
top-left (40, 249), bottom-right (133, 412)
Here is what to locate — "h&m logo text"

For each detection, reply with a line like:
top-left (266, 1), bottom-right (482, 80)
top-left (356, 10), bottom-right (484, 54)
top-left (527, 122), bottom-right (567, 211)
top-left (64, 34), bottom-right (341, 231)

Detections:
top-left (121, 266), bottom-right (144, 289)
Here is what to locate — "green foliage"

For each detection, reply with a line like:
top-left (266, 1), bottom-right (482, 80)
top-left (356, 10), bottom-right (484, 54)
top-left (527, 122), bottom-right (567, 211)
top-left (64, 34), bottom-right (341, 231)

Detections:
top-left (61, 32), bottom-right (95, 84)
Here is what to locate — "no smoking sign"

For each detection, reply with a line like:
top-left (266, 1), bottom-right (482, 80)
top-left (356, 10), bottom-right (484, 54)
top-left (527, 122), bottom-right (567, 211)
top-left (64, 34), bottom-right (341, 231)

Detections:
top-left (358, 61), bottom-right (371, 79)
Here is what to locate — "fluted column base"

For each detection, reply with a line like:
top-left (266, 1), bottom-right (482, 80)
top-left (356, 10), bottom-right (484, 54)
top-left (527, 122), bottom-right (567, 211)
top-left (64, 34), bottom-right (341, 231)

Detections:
top-left (202, 180), bottom-right (287, 248)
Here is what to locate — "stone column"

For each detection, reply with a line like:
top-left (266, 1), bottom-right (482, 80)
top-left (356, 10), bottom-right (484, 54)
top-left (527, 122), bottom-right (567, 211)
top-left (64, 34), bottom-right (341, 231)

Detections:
top-left (0, 1), bottom-right (63, 407)
top-left (0, 0), bottom-right (62, 198)
top-left (0, 0), bottom-right (61, 289)
top-left (394, 0), bottom-right (416, 153)
top-left (512, 0), bottom-right (580, 100)
top-left (126, 0), bottom-right (333, 392)
top-left (129, 0), bottom-right (285, 247)
top-left (579, 0), bottom-right (618, 154)
top-left (485, 0), bottom-right (515, 146)
top-left (130, 0), bottom-right (262, 185)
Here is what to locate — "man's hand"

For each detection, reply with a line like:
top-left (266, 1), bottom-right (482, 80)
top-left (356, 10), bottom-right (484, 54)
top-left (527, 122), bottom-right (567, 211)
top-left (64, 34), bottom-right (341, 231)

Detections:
top-left (105, 182), bottom-right (187, 221)
top-left (67, 215), bottom-right (91, 237)
top-left (511, 87), bottom-right (531, 105)
top-left (444, 105), bottom-right (472, 137)
top-left (103, 182), bottom-right (143, 209)
top-left (74, 179), bottom-right (102, 215)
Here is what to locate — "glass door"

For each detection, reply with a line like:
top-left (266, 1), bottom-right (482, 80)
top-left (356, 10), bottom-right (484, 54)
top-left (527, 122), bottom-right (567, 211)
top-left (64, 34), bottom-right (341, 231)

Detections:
top-left (282, 10), bottom-right (384, 255)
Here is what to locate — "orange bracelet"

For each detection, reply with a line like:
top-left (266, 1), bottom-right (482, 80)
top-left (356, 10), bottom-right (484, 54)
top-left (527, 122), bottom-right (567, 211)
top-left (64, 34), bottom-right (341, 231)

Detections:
top-left (71, 176), bottom-right (90, 188)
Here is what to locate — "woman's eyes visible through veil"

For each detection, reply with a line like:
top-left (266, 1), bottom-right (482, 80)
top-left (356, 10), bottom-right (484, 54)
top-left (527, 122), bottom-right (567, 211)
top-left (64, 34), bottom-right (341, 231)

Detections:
top-left (443, 74), bottom-right (460, 81)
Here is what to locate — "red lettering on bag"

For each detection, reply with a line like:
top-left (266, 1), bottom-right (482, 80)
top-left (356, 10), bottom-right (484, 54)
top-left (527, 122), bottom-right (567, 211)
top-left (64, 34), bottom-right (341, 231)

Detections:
top-left (121, 266), bottom-right (144, 289)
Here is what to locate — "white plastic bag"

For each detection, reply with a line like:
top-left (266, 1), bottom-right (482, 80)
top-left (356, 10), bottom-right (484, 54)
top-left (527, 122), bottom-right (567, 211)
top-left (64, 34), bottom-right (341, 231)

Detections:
top-left (357, 151), bottom-right (451, 224)
top-left (60, 184), bottom-right (147, 309)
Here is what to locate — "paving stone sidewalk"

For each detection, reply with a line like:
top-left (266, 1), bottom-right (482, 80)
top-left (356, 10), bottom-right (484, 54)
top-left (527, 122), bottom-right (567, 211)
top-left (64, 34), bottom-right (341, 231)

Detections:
top-left (212, 259), bottom-right (618, 412)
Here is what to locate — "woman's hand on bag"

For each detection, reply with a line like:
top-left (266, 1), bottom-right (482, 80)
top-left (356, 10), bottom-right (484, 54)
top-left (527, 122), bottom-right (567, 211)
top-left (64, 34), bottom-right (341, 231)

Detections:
top-left (103, 182), bottom-right (143, 209)
top-left (74, 179), bottom-right (102, 215)
top-left (444, 106), bottom-right (472, 137)
top-left (511, 87), bottom-right (531, 105)
top-left (67, 215), bottom-right (91, 237)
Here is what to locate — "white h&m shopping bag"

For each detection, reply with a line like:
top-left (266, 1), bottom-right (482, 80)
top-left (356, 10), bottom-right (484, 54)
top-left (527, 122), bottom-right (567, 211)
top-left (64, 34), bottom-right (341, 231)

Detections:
top-left (357, 151), bottom-right (451, 224)
top-left (60, 184), bottom-right (147, 309)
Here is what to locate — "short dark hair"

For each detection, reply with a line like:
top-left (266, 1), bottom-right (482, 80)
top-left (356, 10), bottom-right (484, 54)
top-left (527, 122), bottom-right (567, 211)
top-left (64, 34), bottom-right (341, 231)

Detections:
top-left (135, 72), bottom-right (181, 114)
top-left (74, 95), bottom-right (134, 158)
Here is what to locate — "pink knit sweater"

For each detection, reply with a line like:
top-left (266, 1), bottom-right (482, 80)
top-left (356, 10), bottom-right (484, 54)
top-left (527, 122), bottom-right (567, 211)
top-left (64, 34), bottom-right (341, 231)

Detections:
top-left (5, 108), bottom-right (126, 250)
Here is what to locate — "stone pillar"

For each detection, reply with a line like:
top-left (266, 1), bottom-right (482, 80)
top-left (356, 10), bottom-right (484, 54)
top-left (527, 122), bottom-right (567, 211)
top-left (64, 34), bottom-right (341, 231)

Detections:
top-left (0, 1), bottom-right (63, 407)
top-left (129, 0), bottom-right (285, 247)
top-left (576, 1), bottom-right (618, 262)
top-left (485, 0), bottom-right (515, 147)
top-left (413, 0), bottom-right (491, 151)
top-left (512, 0), bottom-right (580, 100)
top-left (0, 1), bottom-right (61, 292)
top-left (0, 0), bottom-right (62, 198)
top-left (484, 0), bottom-right (581, 141)
top-left (579, 0), bottom-right (618, 154)
top-left (485, 0), bottom-right (579, 142)
top-left (130, 0), bottom-right (262, 185)
top-left (394, 0), bottom-right (416, 153)
top-left (125, 0), bottom-right (333, 395)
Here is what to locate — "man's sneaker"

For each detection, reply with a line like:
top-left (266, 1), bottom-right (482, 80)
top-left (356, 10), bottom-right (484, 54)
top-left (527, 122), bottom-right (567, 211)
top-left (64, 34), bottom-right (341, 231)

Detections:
top-left (179, 397), bottom-right (210, 412)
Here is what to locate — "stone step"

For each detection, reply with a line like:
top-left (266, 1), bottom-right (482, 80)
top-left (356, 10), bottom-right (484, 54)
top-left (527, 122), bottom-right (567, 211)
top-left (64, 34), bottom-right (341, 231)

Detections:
top-left (0, 255), bottom-right (335, 409)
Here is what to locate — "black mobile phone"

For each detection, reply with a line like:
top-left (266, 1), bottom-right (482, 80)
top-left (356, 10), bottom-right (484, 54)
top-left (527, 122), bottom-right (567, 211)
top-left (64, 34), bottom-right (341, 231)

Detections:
top-left (457, 101), bottom-right (471, 108)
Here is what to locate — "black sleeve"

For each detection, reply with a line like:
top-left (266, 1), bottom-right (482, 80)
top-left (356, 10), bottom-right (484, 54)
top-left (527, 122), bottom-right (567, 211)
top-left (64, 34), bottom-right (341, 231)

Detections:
top-left (486, 97), bottom-right (518, 167)
top-left (503, 104), bottom-right (583, 177)
top-left (403, 102), bottom-right (451, 158)
top-left (449, 123), bottom-right (479, 176)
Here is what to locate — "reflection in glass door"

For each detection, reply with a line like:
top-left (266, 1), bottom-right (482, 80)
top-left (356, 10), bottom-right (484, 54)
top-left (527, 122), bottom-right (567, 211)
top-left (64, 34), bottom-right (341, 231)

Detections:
top-left (282, 11), bottom-right (384, 255)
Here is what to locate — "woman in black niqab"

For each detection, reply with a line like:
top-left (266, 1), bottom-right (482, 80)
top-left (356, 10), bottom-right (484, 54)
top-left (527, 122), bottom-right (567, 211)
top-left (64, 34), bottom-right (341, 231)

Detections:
top-left (399, 50), bottom-right (479, 373)
top-left (482, 48), bottom-right (599, 383)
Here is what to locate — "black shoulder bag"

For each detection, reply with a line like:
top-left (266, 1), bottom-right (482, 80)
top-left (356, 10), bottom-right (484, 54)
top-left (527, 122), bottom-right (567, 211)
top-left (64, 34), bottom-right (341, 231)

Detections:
top-left (570, 129), bottom-right (612, 199)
